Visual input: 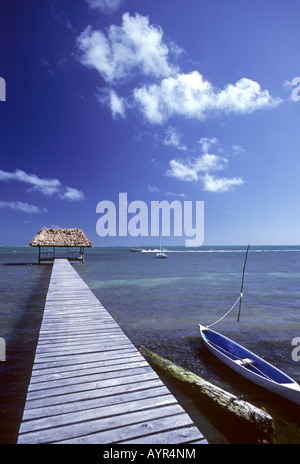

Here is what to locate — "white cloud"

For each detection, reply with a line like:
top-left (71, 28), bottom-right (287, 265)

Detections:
top-left (202, 174), bottom-right (244, 193)
top-left (198, 137), bottom-right (218, 153)
top-left (0, 169), bottom-right (84, 201)
top-left (166, 159), bottom-right (198, 182)
top-left (283, 79), bottom-right (293, 91)
top-left (59, 187), bottom-right (85, 201)
top-left (77, 13), bottom-right (282, 124)
top-left (98, 88), bottom-right (126, 118)
top-left (0, 201), bottom-right (46, 214)
top-left (282, 79), bottom-right (297, 101)
top-left (166, 153), bottom-right (243, 193)
top-left (0, 169), bottom-right (61, 196)
top-left (163, 126), bottom-right (187, 151)
top-left (167, 153), bottom-right (228, 181)
top-left (77, 13), bottom-right (177, 84)
top-left (148, 184), bottom-right (160, 193)
top-left (134, 71), bottom-right (282, 124)
top-left (166, 191), bottom-right (187, 198)
top-left (232, 144), bottom-right (245, 154)
top-left (109, 90), bottom-right (126, 118)
top-left (85, 0), bottom-right (124, 13)
top-left (194, 154), bottom-right (228, 172)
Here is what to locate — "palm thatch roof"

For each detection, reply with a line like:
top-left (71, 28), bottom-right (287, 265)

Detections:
top-left (30, 228), bottom-right (93, 248)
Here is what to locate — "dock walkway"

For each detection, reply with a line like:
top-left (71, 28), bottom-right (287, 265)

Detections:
top-left (17, 259), bottom-right (207, 444)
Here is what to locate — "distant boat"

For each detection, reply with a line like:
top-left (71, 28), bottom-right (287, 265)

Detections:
top-left (130, 248), bottom-right (144, 252)
top-left (155, 235), bottom-right (167, 258)
top-left (199, 324), bottom-right (300, 405)
top-left (155, 250), bottom-right (168, 258)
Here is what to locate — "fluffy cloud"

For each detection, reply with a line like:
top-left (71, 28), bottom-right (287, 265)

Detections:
top-left (0, 169), bottom-right (61, 196)
top-left (97, 88), bottom-right (126, 118)
top-left (0, 169), bottom-right (84, 201)
top-left (166, 151), bottom-right (244, 193)
top-left (77, 13), bottom-right (281, 124)
top-left (194, 153), bottom-right (228, 172)
top-left (167, 159), bottom-right (198, 182)
top-left (0, 201), bottom-right (46, 214)
top-left (77, 13), bottom-right (177, 84)
top-left (202, 174), bottom-right (244, 193)
top-left (163, 126), bottom-right (187, 151)
top-left (109, 90), bottom-right (126, 118)
top-left (198, 137), bottom-right (218, 153)
top-left (134, 71), bottom-right (282, 124)
top-left (167, 154), bottom-right (228, 181)
top-left (232, 144), bottom-right (245, 154)
top-left (59, 187), bottom-right (85, 201)
top-left (85, 0), bottom-right (124, 13)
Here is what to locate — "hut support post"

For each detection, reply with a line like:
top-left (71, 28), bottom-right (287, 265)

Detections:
top-left (38, 246), bottom-right (41, 265)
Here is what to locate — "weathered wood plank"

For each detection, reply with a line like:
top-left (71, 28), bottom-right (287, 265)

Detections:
top-left (22, 378), bottom-right (165, 411)
top-left (19, 394), bottom-right (178, 436)
top-left (31, 349), bottom-right (140, 371)
top-left (17, 259), bottom-right (207, 445)
top-left (34, 339), bottom-right (133, 356)
top-left (30, 348), bottom-right (139, 367)
top-left (25, 371), bottom-right (159, 401)
top-left (27, 366), bottom-right (155, 392)
top-left (121, 426), bottom-right (206, 444)
top-left (53, 413), bottom-right (197, 445)
top-left (29, 358), bottom-right (148, 383)
top-left (19, 404), bottom-right (188, 444)
top-left (22, 385), bottom-right (171, 421)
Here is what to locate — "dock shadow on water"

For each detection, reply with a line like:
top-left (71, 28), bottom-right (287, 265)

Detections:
top-left (0, 262), bottom-right (52, 444)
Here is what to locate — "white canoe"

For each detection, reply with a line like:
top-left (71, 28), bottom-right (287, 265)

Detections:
top-left (199, 324), bottom-right (300, 406)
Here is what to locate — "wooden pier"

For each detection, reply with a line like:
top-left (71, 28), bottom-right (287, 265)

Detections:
top-left (17, 259), bottom-right (207, 444)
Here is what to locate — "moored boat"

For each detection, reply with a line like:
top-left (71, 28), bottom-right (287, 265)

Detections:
top-left (199, 324), bottom-right (300, 405)
top-left (155, 234), bottom-right (168, 258)
top-left (155, 251), bottom-right (167, 258)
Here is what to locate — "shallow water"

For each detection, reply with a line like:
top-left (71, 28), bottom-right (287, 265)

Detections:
top-left (0, 246), bottom-right (299, 443)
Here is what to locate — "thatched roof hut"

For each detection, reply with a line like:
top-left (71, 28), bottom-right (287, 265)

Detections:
top-left (30, 228), bottom-right (92, 263)
top-left (30, 228), bottom-right (93, 248)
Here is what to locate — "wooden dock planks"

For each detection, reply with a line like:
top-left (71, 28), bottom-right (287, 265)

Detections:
top-left (17, 259), bottom-right (207, 444)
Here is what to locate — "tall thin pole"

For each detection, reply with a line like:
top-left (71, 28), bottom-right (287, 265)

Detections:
top-left (237, 245), bottom-right (250, 322)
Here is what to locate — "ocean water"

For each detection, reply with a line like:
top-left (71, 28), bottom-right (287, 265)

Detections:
top-left (0, 245), bottom-right (299, 444)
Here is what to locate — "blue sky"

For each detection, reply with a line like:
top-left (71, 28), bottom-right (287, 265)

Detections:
top-left (1, 0), bottom-right (300, 246)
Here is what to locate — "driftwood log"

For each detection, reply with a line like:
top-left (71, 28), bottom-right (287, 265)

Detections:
top-left (139, 346), bottom-right (276, 442)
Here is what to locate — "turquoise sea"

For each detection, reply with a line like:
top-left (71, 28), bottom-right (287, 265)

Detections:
top-left (0, 245), bottom-right (299, 444)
